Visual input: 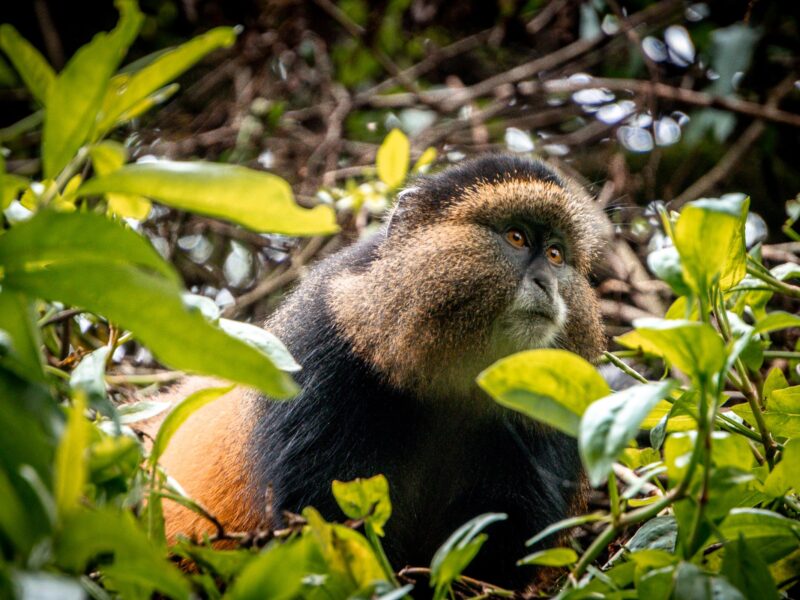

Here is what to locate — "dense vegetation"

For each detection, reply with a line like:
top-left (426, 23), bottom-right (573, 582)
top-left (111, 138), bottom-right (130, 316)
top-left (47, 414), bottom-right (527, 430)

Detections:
top-left (1, 1), bottom-right (800, 598)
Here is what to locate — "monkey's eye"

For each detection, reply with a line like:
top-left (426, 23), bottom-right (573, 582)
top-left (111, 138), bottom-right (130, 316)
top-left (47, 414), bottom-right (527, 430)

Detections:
top-left (545, 244), bottom-right (565, 266)
top-left (504, 228), bottom-right (528, 249)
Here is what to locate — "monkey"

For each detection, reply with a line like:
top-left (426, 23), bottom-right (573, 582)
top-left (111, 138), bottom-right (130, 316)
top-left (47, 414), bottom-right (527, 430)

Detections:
top-left (150, 155), bottom-right (607, 590)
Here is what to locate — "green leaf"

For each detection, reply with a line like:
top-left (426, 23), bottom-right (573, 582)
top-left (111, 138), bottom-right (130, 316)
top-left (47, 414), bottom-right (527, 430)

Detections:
top-left (411, 147), bottom-right (437, 174)
top-left (11, 572), bottom-right (85, 600)
top-left (219, 319), bottom-right (301, 372)
top-left (517, 547), bottom-right (577, 567)
top-left (149, 385), bottom-right (233, 465)
top-left (673, 195), bottom-right (749, 295)
top-left (332, 475), bottom-right (392, 536)
top-left (430, 513), bottom-right (506, 600)
top-left (674, 562), bottom-right (744, 600)
top-left (0, 212), bottom-right (297, 397)
top-left (54, 394), bottom-right (89, 516)
top-left (227, 536), bottom-right (320, 600)
top-left (617, 319), bottom-right (726, 382)
top-left (718, 508), bottom-right (800, 564)
top-left (478, 349), bottom-right (609, 436)
top-left (579, 381), bottom-right (676, 486)
top-left (754, 311), bottom-right (800, 335)
top-left (0, 210), bottom-right (178, 283)
top-left (89, 140), bottom-right (151, 219)
top-left (736, 386), bottom-right (800, 439)
top-left (763, 439), bottom-right (800, 498)
top-left (721, 534), bottom-right (779, 600)
top-left (0, 291), bottom-right (45, 382)
top-left (664, 431), bottom-right (752, 484)
top-left (625, 516), bottom-right (677, 553)
top-left (302, 507), bottom-right (387, 592)
top-left (0, 25), bottom-right (55, 104)
top-left (55, 507), bottom-right (190, 599)
top-left (96, 27), bottom-right (236, 133)
top-left (376, 129), bottom-right (410, 189)
top-left (1, 173), bottom-right (29, 210)
top-left (69, 346), bottom-right (110, 407)
top-left (77, 160), bottom-right (338, 235)
top-left (42, 1), bottom-right (144, 177)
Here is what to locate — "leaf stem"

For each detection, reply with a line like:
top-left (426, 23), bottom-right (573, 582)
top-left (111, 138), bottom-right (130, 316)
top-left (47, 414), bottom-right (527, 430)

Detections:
top-left (603, 351), bottom-right (648, 384)
top-left (746, 263), bottom-right (800, 299)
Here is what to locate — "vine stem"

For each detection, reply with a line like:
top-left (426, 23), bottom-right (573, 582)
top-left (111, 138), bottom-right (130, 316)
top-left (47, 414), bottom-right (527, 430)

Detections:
top-left (365, 522), bottom-right (400, 587)
top-left (746, 263), bottom-right (800, 299)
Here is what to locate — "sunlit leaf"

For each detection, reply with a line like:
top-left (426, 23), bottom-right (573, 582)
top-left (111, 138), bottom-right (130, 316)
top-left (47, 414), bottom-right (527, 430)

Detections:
top-left (376, 129), bottom-right (410, 189)
top-left (219, 319), bottom-right (301, 372)
top-left (42, 0), bottom-right (143, 177)
top-left (718, 508), bottom-right (800, 563)
top-left (579, 381), bottom-right (676, 486)
top-left (411, 147), bottom-right (437, 173)
top-left (227, 536), bottom-right (319, 600)
top-left (77, 160), bottom-right (338, 235)
top-left (332, 475), bottom-right (392, 536)
top-left (673, 195), bottom-right (748, 296)
top-left (0, 211), bottom-right (298, 398)
top-left (518, 547), bottom-right (577, 566)
top-left (647, 246), bottom-right (689, 296)
top-left (54, 394), bottom-right (89, 515)
top-left (55, 507), bottom-right (190, 599)
top-left (478, 349), bottom-right (609, 436)
top-left (754, 311), bottom-right (800, 335)
top-left (89, 140), bottom-right (151, 219)
top-left (69, 346), bottom-right (110, 407)
top-left (96, 27), bottom-right (237, 134)
top-left (0, 25), bottom-right (55, 104)
top-left (763, 439), bottom-right (800, 500)
top-left (617, 319), bottom-right (726, 382)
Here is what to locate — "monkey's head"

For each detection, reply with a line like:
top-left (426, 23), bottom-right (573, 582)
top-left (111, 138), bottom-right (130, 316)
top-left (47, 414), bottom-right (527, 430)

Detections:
top-left (330, 155), bottom-right (607, 398)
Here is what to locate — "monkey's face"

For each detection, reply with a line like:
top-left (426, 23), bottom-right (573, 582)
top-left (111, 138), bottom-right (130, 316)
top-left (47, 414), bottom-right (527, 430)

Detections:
top-left (330, 157), bottom-right (606, 394)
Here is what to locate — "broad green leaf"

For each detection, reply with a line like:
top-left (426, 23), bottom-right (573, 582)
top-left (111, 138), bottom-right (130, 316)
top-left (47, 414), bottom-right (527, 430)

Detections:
top-left (89, 140), bottom-right (151, 219)
top-left (526, 512), bottom-right (606, 547)
top-left (430, 513), bottom-right (506, 599)
top-left (735, 386), bottom-right (800, 439)
top-left (721, 534), bottom-right (779, 600)
top-left (0, 210), bottom-right (177, 283)
top-left (0, 292), bottom-right (45, 382)
top-left (640, 399), bottom-right (696, 434)
top-left (754, 311), bottom-right (800, 335)
top-left (579, 381), bottom-right (676, 486)
top-left (42, 1), bottom-right (144, 177)
top-left (5, 263), bottom-right (297, 397)
top-left (674, 562), bottom-right (744, 600)
top-left (0, 25), bottom-right (55, 104)
top-left (55, 507), bottom-right (189, 599)
top-left (718, 508), bottom-right (800, 564)
top-left (478, 349), bottom-right (609, 436)
top-left (149, 385), bottom-right (233, 465)
top-left (77, 160), bottom-right (338, 235)
top-left (0, 211), bottom-right (296, 397)
top-left (763, 366), bottom-right (789, 399)
top-left (96, 27), bottom-right (236, 133)
top-left (302, 507), bottom-right (386, 592)
top-left (517, 547), bottom-right (577, 567)
top-left (219, 319), bottom-right (300, 372)
top-left (69, 347), bottom-right (110, 407)
top-left (625, 516), bottom-right (677, 553)
top-left (665, 431), bottom-right (751, 484)
top-left (54, 394), bottom-right (89, 515)
top-left (227, 536), bottom-right (320, 600)
top-left (0, 467), bottom-right (28, 550)
top-left (332, 475), bottom-right (392, 536)
top-left (376, 129), bottom-right (410, 189)
top-left (1, 173), bottom-right (28, 210)
top-left (620, 447), bottom-right (662, 469)
top-left (636, 565), bottom-right (676, 600)
top-left (617, 319), bottom-right (726, 381)
top-left (673, 195), bottom-right (748, 295)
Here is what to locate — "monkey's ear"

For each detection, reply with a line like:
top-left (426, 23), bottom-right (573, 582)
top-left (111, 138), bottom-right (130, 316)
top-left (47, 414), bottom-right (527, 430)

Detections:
top-left (386, 186), bottom-right (419, 238)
